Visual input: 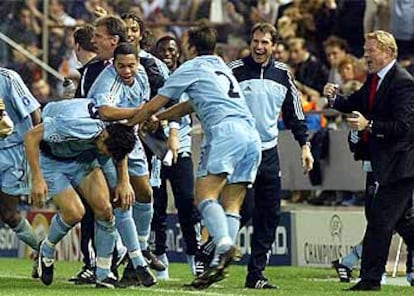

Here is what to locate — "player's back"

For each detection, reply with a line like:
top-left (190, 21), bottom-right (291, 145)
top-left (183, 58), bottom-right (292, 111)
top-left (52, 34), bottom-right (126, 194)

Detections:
top-left (173, 56), bottom-right (254, 134)
top-left (0, 67), bottom-right (40, 148)
top-left (41, 99), bottom-right (104, 159)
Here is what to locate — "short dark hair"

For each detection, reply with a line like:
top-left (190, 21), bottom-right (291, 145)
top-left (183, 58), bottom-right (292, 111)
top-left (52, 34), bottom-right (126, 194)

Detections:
top-left (155, 35), bottom-right (181, 54)
top-left (105, 123), bottom-right (136, 162)
top-left (114, 42), bottom-right (139, 60)
top-left (73, 24), bottom-right (97, 52)
top-left (250, 22), bottom-right (279, 45)
top-left (94, 15), bottom-right (127, 43)
top-left (323, 35), bottom-right (349, 52)
top-left (187, 24), bottom-right (217, 55)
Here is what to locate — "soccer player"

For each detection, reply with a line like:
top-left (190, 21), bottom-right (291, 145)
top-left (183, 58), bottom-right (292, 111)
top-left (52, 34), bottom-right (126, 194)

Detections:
top-left (151, 35), bottom-right (202, 279)
top-left (25, 98), bottom-right (136, 288)
top-left (228, 22), bottom-right (314, 289)
top-left (0, 67), bottom-right (41, 278)
top-left (70, 16), bottom-right (129, 284)
top-left (87, 42), bottom-right (160, 286)
top-left (127, 24), bottom-right (262, 289)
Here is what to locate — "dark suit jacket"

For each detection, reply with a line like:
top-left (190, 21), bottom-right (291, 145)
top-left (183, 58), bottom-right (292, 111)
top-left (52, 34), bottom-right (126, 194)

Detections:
top-left (333, 63), bottom-right (414, 185)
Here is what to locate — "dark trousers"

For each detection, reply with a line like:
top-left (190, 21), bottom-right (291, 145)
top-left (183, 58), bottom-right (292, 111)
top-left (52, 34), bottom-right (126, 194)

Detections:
top-left (151, 154), bottom-right (201, 256)
top-left (361, 177), bottom-right (414, 282)
top-left (80, 197), bottom-right (95, 268)
top-left (247, 146), bottom-right (281, 278)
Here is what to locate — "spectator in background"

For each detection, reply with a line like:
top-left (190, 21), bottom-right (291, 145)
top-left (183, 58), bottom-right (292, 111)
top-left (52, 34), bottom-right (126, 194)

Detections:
top-left (391, 0), bottom-right (414, 59)
top-left (332, 0), bottom-right (366, 57)
top-left (288, 37), bottom-right (329, 96)
top-left (337, 55), bottom-right (364, 96)
top-left (274, 39), bottom-right (290, 64)
top-left (323, 35), bottom-right (349, 86)
top-left (364, 0), bottom-right (391, 34)
top-left (31, 78), bottom-right (52, 107)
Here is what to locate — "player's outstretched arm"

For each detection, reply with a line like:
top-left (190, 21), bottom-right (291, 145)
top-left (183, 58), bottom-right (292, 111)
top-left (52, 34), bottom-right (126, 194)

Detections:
top-left (156, 100), bottom-right (193, 121)
top-left (24, 124), bottom-right (48, 208)
top-left (127, 95), bottom-right (170, 126)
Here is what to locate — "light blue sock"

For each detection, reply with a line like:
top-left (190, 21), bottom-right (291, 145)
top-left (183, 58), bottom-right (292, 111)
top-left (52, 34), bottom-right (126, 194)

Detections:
top-left (95, 218), bottom-right (116, 281)
top-left (341, 244), bottom-right (362, 269)
top-left (198, 199), bottom-right (232, 254)
top-left (113, 208), bottom-right (146, 268)
top-left (42, 214), bottom-right (73, 258)
top-left (12, 218), bottom-right (40, 251)
top-left (225, 212), bottom-right (240, 244)
top-left (133, 202), bottom-right (153, 250)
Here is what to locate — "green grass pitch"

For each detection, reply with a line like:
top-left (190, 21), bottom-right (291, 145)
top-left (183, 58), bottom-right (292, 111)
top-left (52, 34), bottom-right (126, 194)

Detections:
top-left (0, 258), bottom-right (412, 295)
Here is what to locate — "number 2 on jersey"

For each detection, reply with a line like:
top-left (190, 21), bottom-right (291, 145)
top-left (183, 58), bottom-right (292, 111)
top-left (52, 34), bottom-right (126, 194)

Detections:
top-left (215, 71), bottom-right (240, 98)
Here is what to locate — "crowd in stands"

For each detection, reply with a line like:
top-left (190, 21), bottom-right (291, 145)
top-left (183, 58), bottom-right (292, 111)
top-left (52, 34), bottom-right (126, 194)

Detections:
top-left (1, 0), bottom-right (413, 206)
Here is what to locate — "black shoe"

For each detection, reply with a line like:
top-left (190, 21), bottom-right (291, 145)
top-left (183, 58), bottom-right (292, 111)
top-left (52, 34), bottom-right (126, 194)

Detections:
top-left (216, 245), bottom-right (237, 270)
top-left (332, 260), bottom-right (352, 282)
top-left (142, 249), bottom-right (166, 271)
top-left (347, 280), bottom-right (381, 291)
top-left (245, 277), bottom-right (278, 289)
top-left (194, 259), bottom-right (206, 277)
top-left (188, 266), bottom-right (226, 289)
top-left (69, 265), bottom-right (96, 284)
top-left (38, 248), bottom-right (54, 286)
top-left (96, 273), bottom-right (122, 289)
top-left (136, 265), bottom-right (157, 287)
top-left (119, 263), bottom-right (140, 287)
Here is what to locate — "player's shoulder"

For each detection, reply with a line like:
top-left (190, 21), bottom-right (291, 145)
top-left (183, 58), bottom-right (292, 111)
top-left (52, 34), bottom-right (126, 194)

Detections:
top-left (227, 58), bottom-right (244, 70)
top-left (0, 67), bottom-right (21, 81)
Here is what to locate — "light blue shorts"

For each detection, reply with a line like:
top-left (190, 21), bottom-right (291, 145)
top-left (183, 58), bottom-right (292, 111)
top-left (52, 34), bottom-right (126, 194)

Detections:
top-left (41, 153), bottom-right (100, 200)
top-left (102, 140), bottom-right (149, 188)
top-left (0, 144), bottom-right (30, 196)
top-left (197, 120), bottom-right (261, 184)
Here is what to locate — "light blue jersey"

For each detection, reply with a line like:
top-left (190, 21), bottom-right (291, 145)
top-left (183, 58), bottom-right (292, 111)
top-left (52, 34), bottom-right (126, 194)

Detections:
top-left (88, 64), bottom-right (150, 108)
top-left (158, 55), bottom-right (261, 183)
top-left (87, 64), bottom-right (150, 185)
top-left (0, 68), bottom-right (40, 149)
top-left (41, 99), bottom-right (105, 159)
top-left (158, 55), bottom-right (255, 140)
top-left (40, 99), bottom-right (104, 198)
top-left (0, 68), bottom-right (39, 195)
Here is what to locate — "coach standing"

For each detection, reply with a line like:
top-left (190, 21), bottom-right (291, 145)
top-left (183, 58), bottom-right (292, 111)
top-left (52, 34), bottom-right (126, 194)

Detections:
top-left (228, 22), bottom-right (314, 289)
top-left (324, 30), bottom-right (414, 291)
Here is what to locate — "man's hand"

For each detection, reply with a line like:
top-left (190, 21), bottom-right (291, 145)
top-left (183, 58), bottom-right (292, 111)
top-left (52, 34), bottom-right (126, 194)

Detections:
top-left (31, 176), bottom-right (48, 208)
top-left (346, 111), bottom-right (369, 131)
top-left (323, 83), bottom-right (339, 99)
top-left (113, 181), bottom-right (135, 211)
top-left (141, 115), bottom-right (160, 133)
top-left (301, 144), bottom-right (314, 174)
top-left (167, 130), bottom-right (180, 164)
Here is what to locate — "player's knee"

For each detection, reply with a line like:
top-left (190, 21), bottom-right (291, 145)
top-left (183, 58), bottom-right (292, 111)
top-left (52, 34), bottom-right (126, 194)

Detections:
top-left (61, 205), bottom-right (85, 225)
top-left (136, 187), bottom-right (153, 203)
top-left (94, 202), bottom-right (113, 222)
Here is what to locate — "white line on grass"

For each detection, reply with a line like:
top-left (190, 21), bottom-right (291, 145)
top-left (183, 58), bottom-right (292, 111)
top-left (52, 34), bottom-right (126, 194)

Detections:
top-left (0, 273), bottom-right (247, 296)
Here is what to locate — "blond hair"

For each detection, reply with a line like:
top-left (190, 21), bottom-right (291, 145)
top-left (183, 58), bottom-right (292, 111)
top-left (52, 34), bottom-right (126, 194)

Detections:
top-left (365, 30), bottom-right (398, 59)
